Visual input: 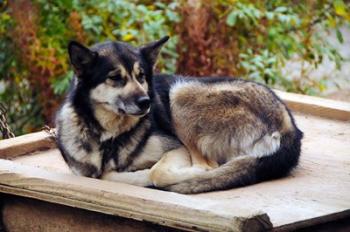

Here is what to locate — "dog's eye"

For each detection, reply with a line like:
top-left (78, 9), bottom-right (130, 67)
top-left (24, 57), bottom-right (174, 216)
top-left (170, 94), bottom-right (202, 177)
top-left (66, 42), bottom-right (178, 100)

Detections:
top-left (109, 75), bottom-right (126, 85)
top-left (109, 74), bottom-right (121, 81)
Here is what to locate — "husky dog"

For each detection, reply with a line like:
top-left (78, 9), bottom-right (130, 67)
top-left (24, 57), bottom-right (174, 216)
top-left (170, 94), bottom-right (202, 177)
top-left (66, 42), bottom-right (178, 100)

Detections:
top-left (56, 37), bottom-right (181, 186)
top-left (56, 36), bottom-right (303, 194)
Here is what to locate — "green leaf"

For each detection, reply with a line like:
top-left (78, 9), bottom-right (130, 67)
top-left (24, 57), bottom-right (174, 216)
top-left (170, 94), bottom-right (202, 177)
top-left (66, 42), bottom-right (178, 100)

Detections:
top-left (275, 6), bottom-right (288, 13)
top-left (334, 0), bottom-right (347, 17)
top-left (226, 11), bottom-right (237, 26)
top-left (336, 29), bottom-right (344, 43)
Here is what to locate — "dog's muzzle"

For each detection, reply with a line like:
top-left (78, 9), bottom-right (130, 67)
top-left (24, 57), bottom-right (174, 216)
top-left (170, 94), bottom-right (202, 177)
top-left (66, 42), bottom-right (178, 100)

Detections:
top-left (136, 96), bottom-right (151, 112)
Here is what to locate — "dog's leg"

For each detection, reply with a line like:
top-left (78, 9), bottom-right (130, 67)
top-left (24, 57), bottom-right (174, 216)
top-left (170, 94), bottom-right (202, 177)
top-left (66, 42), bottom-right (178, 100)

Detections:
top-left (150, 146), bottom-right (209, 188)
top-left (188, 147), bottom-right (218, 170)
top-left (101, 169), bottom-right (152, 187)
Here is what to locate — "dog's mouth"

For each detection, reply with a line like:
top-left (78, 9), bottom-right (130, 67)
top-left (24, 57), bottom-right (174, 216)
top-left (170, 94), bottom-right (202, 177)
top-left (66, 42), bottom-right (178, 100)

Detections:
top-left (118, 107), bottom-right (150, 117)
top-left (118, 108), bottom-right (126, 114)
top-left (94, 101), bottom-right (109, 105)
top-left (93, 100), bottom-right (149, 117)
top-left (132, 108), bottom-right (150, 116)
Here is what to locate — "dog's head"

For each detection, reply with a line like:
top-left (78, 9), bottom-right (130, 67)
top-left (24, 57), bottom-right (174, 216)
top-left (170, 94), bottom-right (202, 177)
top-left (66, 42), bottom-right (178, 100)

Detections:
top-left (68, 36), bottom-right (169, 116)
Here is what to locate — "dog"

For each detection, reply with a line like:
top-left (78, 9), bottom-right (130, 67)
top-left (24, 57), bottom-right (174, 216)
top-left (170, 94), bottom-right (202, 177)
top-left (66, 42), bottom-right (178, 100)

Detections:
top-left (56, 36), bottom-right (303, 194)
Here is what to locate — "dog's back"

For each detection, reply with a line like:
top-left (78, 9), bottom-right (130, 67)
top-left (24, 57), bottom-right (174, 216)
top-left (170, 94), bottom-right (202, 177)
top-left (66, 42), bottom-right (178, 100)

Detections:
top-left (151, 76), bottom-right (303, 193)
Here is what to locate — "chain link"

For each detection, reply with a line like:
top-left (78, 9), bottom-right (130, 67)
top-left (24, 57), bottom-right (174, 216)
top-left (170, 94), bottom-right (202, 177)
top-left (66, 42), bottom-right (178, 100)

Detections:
top-left (43, 125), bottom-right (57, 141)
top-left (0, 103), bottom-right (15, 139)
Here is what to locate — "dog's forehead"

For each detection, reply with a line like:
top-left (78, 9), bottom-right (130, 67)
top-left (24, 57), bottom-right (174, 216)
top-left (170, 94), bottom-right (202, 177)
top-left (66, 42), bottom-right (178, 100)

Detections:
top-left (91, 41), bottom-right (141, 72)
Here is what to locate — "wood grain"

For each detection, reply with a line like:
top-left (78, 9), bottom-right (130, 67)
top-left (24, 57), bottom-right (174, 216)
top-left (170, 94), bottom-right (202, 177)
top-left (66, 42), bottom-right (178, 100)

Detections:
top-left (0, 159), bottom-right (271, 232)
top-left (196, 113), bottom-right (350, 230)
top-left (9, 114), bottom-right (350, 231)
top-left (0, 131), bottom-right (55, 159)
top-left (2, 196), bottom-right (178, 232)
top-left (0, 92), bottom-right (349, 231)
top-left (275, 90), bottom-right (350, 121)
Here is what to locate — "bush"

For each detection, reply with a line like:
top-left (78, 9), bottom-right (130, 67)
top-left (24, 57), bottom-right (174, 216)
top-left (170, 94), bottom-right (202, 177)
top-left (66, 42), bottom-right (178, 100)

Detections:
top-left (0, 0), bottom-right (349, 136)
top-left (0, 0), bottom-right (179, 136)
top-left (176, 0), bottom-right (349, 94)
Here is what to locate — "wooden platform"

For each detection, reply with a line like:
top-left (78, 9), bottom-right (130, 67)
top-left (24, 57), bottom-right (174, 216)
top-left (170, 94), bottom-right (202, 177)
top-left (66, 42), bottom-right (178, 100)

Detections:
top-left (0, 91), bottom-right (350, 232)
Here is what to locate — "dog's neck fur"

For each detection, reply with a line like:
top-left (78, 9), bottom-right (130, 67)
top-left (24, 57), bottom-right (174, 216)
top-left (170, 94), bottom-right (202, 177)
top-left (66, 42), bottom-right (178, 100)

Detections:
top-left (93, 104), bottom-right (140, 136)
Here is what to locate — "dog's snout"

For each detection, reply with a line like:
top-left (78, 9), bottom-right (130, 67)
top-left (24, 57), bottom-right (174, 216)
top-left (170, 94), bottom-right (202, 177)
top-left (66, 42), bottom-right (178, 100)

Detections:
top-left (136, 96), bottom-right (150, 110)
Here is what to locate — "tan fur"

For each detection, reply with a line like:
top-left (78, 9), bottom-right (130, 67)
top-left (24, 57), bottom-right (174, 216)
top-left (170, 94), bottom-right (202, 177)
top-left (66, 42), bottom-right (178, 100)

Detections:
top-left (150, 147), bottom-right (208, 187)
top-left (94, 104), bottom-right (139, 134)
top-left (150, 79), bottom-right (296, 191)
top-left (280, 106), bottom-right (293, 134)
top-left (102, 169), bottom-right (153, 186)
top-left (132, 62), bottom-right (141, 76)
top-left (164, 156), bottom-right (258, 193)
top-left (187, 146), bottom-right (217, 170)
top-left (119, 64), bottom-right (128, 78)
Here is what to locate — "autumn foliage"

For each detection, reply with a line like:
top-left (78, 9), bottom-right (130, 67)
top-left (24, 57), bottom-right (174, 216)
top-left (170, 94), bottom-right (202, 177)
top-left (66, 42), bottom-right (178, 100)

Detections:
top-left (0, 0), bottom-right (349, 136)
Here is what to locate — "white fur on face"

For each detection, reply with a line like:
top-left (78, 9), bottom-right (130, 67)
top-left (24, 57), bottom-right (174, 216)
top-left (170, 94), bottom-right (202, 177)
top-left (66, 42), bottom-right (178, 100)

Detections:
top-left (90, 82), bottom-right (124, 114)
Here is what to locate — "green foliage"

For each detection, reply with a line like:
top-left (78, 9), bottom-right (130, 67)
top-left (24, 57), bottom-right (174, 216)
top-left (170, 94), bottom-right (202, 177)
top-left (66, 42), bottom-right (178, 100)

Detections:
top-left (0, 0), bottom-right (179, 136)
top-left (1, 0), bottom-right (349, 136)
top-left (0, 8), bottom-right (43, 134)
top-left (223, 0), bottom-right (349, 93)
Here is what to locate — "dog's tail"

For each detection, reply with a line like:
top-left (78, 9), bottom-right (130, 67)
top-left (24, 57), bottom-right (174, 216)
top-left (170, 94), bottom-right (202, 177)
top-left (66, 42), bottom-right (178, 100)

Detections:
top-left (165, 130), bottom-right (303, 194)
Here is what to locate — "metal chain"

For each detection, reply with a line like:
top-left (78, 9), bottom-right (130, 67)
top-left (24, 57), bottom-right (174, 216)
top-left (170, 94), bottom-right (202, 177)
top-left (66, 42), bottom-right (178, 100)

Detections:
top-left (0, 103), bottom-right (15, 139)
top-left (43, 125), bottom-right (57, 141)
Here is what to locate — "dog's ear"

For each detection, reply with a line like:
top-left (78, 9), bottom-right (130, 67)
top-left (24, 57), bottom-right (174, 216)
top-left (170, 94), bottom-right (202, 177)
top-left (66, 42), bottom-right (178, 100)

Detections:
top-left (68, 41), bottom-right (97, 76)
top-left (140, 36), bottom-right (169, 68)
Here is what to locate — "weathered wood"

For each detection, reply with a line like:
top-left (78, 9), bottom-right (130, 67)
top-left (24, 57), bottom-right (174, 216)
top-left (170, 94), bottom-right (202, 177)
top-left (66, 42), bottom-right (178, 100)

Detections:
top-left (196, 113), bottom-right (350, 230)
top-left (2, 196), bottom-right (179, 232)
top-left (0, 93), bottom-right (349, 231)
top-left (0, 131), bottom-right (55, 159)
top-left (0, 159), bottom-right (271, 232)
top-left (275, 90), bottom-right (350, 121)
top-left (8, 113), bottom-right (350, 231)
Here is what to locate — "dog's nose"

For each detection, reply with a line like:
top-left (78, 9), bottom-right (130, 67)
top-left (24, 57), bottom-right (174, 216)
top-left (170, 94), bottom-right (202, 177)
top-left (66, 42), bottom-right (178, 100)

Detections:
top-left (136, 96), bottom-right (150, 110)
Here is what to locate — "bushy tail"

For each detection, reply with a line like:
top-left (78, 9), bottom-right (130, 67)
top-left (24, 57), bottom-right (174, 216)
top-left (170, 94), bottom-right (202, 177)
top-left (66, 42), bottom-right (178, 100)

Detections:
top-left (165, 130), bottom-right (303, 194)
top-left (164, 156), bottom-right (258, 194)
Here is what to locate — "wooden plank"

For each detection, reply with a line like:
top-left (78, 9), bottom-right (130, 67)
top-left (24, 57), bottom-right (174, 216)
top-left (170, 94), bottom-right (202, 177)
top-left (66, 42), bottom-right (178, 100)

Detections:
top-left (0, 131), bottom-right (55, 159)
top-left (2, 196), bottom-right (179, 232)
top-left (275, 90), bottom-right (350, 121)
top-left (0, 92), bottom-right (349, 231)
top-left (9, 113), bottom-right (350, 231)
top-left (196, 113), bottom-right (350, 230)
top-left (0, 159), bottom-right (271, 232)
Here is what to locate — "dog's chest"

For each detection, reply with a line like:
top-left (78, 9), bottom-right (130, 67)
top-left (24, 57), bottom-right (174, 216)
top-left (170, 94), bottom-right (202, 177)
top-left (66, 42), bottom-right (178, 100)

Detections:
top-left (100, 131), bottom-right (116, 142)
top-left (99, 118), bottom-right (152, 171)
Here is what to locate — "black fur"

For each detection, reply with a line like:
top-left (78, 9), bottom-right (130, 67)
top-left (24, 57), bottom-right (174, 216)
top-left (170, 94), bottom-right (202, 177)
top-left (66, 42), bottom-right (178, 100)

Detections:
top-left (100, 116), bottom-right (152, 172)
top-left (151, 74), bottom-right (178, 135)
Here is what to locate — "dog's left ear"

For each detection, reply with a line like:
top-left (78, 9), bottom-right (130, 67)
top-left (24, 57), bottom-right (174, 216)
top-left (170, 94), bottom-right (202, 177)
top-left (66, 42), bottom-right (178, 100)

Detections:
top-left (68, 41), bottom-right (98, 76)
top-left (140, 36), bottom-right (169, 68)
